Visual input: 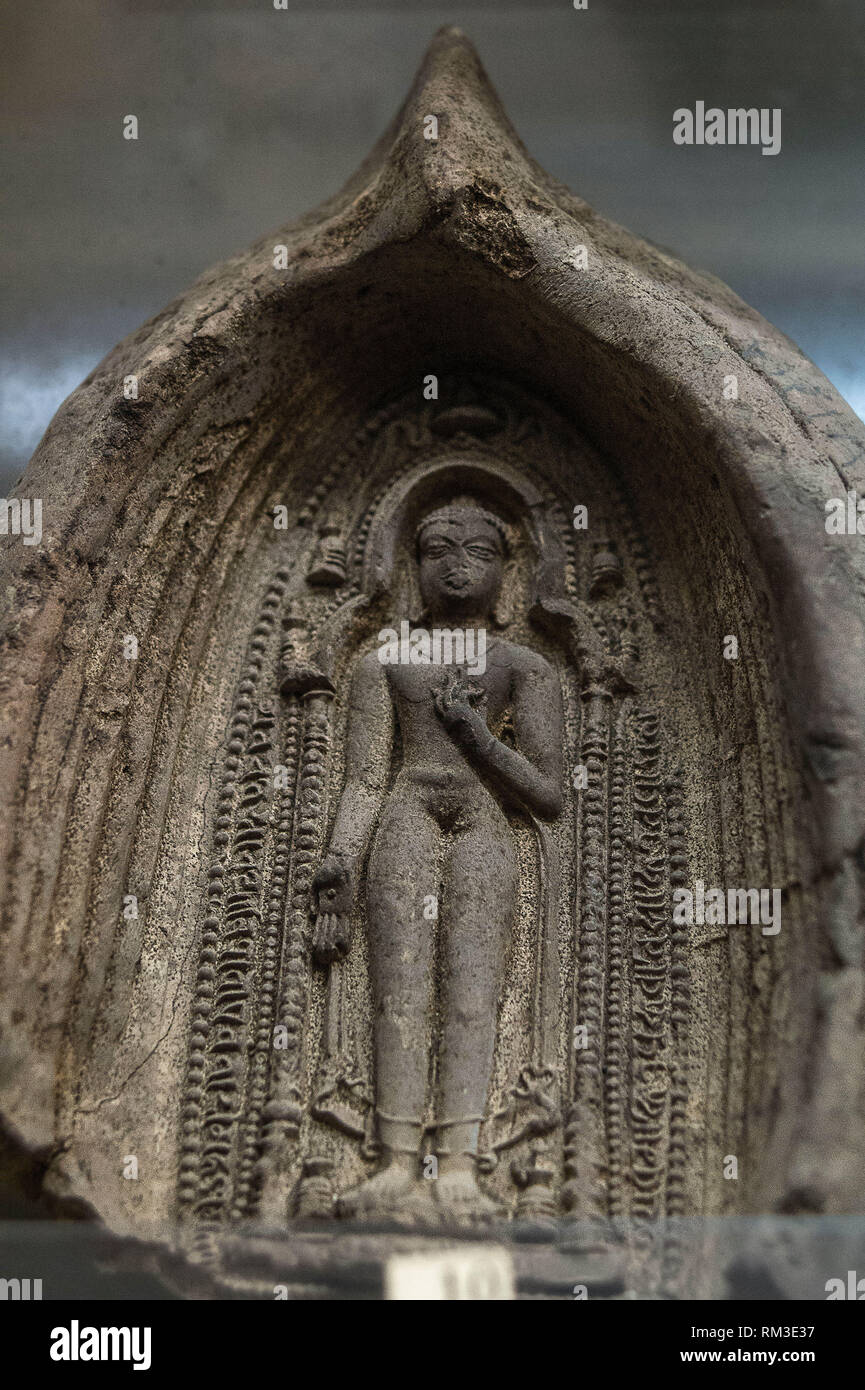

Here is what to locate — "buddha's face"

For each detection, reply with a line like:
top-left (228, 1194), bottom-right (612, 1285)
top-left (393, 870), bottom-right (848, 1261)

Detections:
top-left (418, 511), bottom-right (504, 618)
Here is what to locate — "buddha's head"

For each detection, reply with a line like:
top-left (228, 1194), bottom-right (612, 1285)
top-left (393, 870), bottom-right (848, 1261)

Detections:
top-left (415, 503), bottom-right (508, 620)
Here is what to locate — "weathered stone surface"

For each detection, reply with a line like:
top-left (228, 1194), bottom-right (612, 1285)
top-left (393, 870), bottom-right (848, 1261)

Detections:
top-left (1, 28), bottom-right (864, 1298)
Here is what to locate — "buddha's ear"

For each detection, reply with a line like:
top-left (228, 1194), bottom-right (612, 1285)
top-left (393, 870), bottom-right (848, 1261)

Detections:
top-left (393, 554), bottom-right (422, 624)
top-left (491, 557), bottom-right (517, 629)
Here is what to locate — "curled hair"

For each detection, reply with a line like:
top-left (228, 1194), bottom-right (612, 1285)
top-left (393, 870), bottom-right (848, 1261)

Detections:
top-left (415, 503), bottom-right (509, 557)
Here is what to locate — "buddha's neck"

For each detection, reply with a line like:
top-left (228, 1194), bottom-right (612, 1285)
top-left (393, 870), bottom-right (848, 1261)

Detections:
top-left (427, 610), bottom-right (491, 630)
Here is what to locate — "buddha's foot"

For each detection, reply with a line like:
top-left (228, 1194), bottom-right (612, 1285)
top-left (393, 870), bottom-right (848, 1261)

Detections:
top-left (337, 1165), bottom-right (437, 1224)
top-left (433, 1167), bottom-right (502, 1225)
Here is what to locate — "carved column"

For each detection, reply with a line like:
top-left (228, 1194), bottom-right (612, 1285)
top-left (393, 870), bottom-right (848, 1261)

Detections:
top-left (564, 682), bottom-right (612, 1222)
top-left (257, 657), bottom-right (334, 1224)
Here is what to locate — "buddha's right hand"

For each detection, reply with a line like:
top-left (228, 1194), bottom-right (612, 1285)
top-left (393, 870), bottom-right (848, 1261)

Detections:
top-left (311, 856), bottom-right (354, 965)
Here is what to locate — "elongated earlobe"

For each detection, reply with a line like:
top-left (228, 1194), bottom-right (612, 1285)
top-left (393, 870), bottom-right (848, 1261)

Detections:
top-left (491, 562), bottom-right (515, 628)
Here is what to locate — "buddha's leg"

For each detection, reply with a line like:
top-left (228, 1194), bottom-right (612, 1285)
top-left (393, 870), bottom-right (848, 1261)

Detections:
top-left (338, 791), bottom-right (439, 1218)
top-left (436, 805), bottom-right (518, 1207)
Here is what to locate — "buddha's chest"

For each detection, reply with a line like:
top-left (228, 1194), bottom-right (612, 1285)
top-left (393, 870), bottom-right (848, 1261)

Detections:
top-left (384, 657), bottom-right (512, 721)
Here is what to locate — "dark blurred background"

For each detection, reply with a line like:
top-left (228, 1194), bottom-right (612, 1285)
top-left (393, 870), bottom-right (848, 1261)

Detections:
top-left (2, 0), bottom-right (862, 490)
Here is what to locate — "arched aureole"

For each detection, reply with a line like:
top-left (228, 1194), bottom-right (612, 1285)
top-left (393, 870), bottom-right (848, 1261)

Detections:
top-left (147, 379), bottom-right (801, 1298)
top-left (360, 455), bottom-right (555, 595)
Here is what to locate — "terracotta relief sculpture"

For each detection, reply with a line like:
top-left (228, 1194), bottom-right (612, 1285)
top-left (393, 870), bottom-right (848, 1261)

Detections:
top-left (2, 30), bottom-right (864, 1300)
